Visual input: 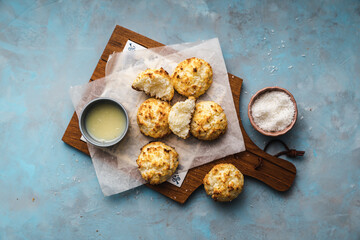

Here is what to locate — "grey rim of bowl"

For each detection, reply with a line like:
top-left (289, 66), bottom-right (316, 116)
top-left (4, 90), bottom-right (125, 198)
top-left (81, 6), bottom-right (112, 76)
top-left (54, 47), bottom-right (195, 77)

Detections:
top-left (79, 97), bottom-right (129, 147)
top-left (247, 87), bottom-right (298, 137)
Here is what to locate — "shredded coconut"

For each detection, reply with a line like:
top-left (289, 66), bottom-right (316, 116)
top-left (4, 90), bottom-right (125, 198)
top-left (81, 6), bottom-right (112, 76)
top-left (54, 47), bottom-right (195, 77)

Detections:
top-left (251, 91), bottom-right (295, 132)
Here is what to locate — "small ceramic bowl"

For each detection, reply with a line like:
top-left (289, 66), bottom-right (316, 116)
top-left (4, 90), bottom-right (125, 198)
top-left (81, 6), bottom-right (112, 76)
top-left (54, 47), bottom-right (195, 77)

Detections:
top-left (248, 87), bottom-right (298, 137)
top-left (79, 97), bottom-right (129, 147)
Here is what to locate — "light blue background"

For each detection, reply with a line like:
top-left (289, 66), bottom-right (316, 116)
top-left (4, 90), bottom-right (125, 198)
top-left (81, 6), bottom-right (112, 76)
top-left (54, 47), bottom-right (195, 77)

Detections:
top-left (1, 0), bottom-right (359, 239)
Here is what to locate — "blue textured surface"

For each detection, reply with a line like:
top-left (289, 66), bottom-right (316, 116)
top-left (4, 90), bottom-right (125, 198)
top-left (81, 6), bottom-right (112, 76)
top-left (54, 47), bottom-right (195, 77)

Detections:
top-left (1, 0), bottom-right (359, 239)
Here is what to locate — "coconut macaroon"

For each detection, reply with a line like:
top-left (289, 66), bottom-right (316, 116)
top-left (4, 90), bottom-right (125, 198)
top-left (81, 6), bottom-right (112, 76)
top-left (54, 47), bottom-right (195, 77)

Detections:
top-left (132, 68), bottom-right (174, 101)
top-left (203, 163), bottom-right (244, 202)
top-left (137, 98), bottom-right (171, 138)
top-left (137, 142), bottom-right (179, 185)
top-left (168, 97), bottom-right (196, 139)
top-left (190, 101), bottom-right (227, 140)
top-left (171, 57), bottom-right (213, 98)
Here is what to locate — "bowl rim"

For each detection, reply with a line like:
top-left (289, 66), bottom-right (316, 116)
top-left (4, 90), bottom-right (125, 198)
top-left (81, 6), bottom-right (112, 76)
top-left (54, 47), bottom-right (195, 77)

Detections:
top-left (247, 86), bottom-right (298, 137)
top-left (79, 97), bottom-right (129, 147)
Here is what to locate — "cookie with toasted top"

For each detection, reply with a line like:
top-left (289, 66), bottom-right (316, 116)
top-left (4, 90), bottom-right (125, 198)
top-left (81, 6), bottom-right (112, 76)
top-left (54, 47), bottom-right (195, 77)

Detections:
top-left (137, 142), bottom-right (179, 184)
top-left (172, 57), bottom-right (213, 98)
top-left (203, 163), bottom-right (244, 202)
top-left (137, 98), bottom-right (171, 138)
top-left (190, 101), bottom-right (227, 140)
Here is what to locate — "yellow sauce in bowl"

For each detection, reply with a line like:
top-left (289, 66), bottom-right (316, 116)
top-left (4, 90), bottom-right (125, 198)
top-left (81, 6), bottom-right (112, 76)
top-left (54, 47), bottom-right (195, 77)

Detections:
top-left (85, 101), bottom-right (127, 142)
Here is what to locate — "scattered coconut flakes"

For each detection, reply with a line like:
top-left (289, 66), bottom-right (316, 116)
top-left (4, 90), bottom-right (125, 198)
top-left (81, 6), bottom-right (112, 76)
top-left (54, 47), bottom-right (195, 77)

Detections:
top-left (288, 65), bottom-right (293, 69)
top-left (269, 65), bottom-right (278, 73)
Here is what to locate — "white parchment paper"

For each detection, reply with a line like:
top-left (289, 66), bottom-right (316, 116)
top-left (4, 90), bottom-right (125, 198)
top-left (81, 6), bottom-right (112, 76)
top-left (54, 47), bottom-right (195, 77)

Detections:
top-left (70, 38), bottom-right (245, 196)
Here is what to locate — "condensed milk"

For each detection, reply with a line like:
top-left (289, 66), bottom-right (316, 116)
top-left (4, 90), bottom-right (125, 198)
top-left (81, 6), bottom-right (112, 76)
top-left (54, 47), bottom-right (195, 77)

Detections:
top-left (79, 98), bottom-right (129, 147)
top-left (85, 101), bottom-right (127, 142)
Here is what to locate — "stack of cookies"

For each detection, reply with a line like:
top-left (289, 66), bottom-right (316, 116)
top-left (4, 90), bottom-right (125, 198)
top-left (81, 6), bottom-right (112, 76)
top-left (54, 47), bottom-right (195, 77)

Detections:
top-left (132, 57), bottom-right (244, 202)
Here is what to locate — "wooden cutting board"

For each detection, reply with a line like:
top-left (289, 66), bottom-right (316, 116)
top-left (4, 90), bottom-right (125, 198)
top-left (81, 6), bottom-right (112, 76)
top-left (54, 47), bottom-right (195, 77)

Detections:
top-left (62, 25), bottom-right (296, 204)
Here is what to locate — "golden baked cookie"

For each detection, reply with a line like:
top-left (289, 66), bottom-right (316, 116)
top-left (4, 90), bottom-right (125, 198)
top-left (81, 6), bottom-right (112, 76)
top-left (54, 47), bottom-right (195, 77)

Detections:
top-left (132, 68), bottom-right (174, 101)
top-left (171, 57), bottom-right (213, 98)
top-left (168, 97), bottom-right (196, 139)
top-left (137, 142), bottom-right (179, 184)
top-left (137, 98), bottom-right (171, 138)
top-left (190, 101), bottom-right (227, 140)
top-left (203, 163), bottom-right (244, 202)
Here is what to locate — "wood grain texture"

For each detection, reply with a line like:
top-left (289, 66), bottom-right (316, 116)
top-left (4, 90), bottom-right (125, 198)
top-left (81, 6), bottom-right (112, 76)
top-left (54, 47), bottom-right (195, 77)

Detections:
top-left (62, 25), bottom-right (296, 204)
